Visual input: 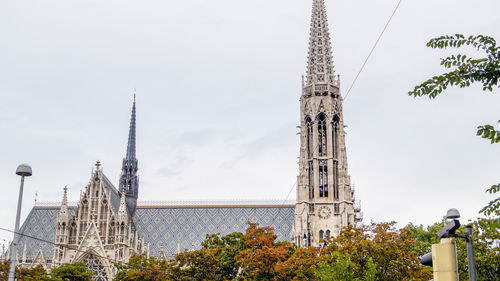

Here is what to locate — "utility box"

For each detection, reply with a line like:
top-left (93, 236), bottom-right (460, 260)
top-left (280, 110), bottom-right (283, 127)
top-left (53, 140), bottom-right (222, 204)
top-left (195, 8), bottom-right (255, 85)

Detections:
top-left (432, 238), bottom-right (459, 281)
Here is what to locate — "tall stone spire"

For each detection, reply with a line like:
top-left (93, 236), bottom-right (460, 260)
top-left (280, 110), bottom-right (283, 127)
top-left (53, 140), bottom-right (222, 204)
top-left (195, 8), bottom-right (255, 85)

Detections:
top-left (126, 89), bottom-right (137, 160)
top-left (305, 0), bottom-right (336, 86)
top-left (119, 89), bottom-right (139, 217)
top-left (293, 0), bottom-right (356, 247)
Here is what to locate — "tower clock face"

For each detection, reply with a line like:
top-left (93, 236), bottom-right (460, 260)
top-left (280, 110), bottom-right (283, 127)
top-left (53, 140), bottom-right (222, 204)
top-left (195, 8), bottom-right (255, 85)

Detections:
top-left (318, 206), bottom-right (331, 219)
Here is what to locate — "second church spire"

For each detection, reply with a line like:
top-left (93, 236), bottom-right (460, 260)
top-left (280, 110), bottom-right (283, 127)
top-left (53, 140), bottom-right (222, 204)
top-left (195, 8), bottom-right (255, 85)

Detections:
top-left (119, 89), bottom-right (139, 217)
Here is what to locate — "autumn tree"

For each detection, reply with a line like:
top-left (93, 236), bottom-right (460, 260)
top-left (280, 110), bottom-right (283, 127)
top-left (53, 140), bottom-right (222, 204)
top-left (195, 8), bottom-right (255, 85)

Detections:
top-left (17, 265), bottom-right (50, 281)
top-left (235, 222), bottom-right (292, 280)
top-left (409, 34), bottom-right (500, 216)
top-left (274, 246), bottom-right (317, 281)
top-left (113, 254), bottom-right (174, 281)
top-left (324, 222), bottom-right (432, 281)
top-left (0, 262), bottom-right (50, 281)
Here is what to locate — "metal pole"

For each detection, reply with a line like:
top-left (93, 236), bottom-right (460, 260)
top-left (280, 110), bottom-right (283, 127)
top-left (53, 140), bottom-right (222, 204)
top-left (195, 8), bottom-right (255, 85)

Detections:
top-left (8, 176), bottom-right (25, 281)
top-left (465, 224), bottom-right (477, 281)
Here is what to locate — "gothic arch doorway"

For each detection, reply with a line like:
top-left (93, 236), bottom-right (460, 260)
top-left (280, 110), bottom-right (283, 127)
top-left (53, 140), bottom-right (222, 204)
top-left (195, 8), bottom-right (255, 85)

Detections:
top-left (81, 252), bottom-right (109, 281)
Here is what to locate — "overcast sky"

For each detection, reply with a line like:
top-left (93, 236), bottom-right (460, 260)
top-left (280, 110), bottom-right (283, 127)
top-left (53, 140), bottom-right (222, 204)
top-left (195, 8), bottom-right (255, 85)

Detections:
top-left (1, 0), bottom-right (499, 245)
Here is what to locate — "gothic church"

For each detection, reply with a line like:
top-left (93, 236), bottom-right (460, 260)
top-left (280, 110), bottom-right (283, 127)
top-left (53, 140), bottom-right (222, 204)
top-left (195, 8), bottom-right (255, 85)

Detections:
top-left (5, 1), bottom-right (361, 279)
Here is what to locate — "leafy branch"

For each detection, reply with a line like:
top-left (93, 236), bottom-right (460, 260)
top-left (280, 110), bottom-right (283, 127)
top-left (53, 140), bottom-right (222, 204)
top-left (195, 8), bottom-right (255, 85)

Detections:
top-left (479, 184), bottom-right (499, 216)
top-left (409, 34), bottom-right (500, 98)
top-left (477, 121), bottom-right (500, 144)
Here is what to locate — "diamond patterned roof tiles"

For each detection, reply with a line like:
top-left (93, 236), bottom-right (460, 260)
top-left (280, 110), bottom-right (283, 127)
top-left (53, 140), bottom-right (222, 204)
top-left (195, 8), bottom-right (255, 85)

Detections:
top-left (17, 202), bottom-right (295, 258)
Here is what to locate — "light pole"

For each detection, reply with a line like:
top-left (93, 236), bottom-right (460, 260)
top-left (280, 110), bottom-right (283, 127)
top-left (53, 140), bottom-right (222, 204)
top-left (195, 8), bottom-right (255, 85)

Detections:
top-left (8, 164), bottom-right (32, 281)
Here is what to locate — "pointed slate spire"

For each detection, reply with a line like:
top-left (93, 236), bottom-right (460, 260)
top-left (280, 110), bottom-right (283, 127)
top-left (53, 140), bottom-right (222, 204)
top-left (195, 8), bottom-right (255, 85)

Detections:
top-left (126, 89), bottom-right (137, 160)
top-left (306, 0), bottom-right (336, 86)
top-left (119, 89), bottom-right (139, 217)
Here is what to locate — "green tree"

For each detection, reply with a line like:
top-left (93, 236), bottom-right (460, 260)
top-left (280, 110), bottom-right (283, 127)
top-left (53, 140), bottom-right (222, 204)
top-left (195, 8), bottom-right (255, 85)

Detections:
top-left (409, 34), bottom-right (500, 215)
top-left (200, 232), bottom-right (247, 279)
top-left (50, 262), bottom-right (93, 281)
top-left (315, 252), bottom-right (377, 281)
top-left (113, 254), bottom-right (173, 281)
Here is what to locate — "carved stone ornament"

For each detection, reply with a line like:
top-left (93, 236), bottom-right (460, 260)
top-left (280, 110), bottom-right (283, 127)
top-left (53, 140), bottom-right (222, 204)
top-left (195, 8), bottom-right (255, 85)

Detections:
top-left (318, 206), bottom-right (331, 219)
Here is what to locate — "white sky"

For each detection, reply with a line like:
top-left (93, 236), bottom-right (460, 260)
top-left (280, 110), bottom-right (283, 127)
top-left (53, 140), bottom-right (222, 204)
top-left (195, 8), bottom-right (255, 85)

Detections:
top-left (0, 0), bottom-right (499, 245)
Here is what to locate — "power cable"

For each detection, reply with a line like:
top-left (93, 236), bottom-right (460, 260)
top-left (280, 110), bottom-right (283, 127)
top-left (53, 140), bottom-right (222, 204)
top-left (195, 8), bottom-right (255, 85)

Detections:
top-left (343, 0), bottom-right (403, 101)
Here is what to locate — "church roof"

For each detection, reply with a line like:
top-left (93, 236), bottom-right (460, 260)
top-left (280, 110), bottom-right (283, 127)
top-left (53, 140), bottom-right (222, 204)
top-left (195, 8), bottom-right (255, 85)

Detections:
top-left (16, 201), bottom-right (295, 259)
top-left (102, 173), bottom-right (122, 215)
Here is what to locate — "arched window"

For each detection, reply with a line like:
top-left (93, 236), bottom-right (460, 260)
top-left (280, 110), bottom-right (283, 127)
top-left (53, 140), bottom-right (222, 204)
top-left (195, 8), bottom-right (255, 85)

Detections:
top-left (319, 160), bottom-right (328, 197)
top-left (332, 115), bottom-right (340, 200)
top-left (332, 115), bottom-right (340, 158)
top-left (319, 230), bottom-right (324, 240)
top-left (325, 230), bottom-right (331, 239)
top-left (318, 113), bottom-right (327, 157)
top-left (305, 117), bottom-right (313, 159)
top-left (308, 161), bottom-right (314, 200)
top-left (82, 253), bottom-right (107, 281)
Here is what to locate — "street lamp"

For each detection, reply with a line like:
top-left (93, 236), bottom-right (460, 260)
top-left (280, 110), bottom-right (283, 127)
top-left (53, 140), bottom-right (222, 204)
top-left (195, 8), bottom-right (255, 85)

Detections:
top-left (8, 164), bottom-right (32, 281)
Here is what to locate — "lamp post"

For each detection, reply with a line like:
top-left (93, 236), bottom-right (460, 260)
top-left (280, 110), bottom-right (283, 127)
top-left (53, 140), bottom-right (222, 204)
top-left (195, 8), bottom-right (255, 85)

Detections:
top-left (8, 164), bottom-right (32, 281)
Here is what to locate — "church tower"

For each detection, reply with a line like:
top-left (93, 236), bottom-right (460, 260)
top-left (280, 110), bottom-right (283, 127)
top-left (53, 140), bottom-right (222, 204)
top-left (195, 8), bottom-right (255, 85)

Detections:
top-left (119, 90), bottom-right (139, 217)
top-left (293, 0), bottom-right (356, 247)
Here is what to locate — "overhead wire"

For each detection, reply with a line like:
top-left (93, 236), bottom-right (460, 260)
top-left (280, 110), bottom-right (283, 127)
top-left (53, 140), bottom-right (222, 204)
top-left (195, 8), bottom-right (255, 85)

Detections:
top-left (342, 0), bottom-right (403, 101)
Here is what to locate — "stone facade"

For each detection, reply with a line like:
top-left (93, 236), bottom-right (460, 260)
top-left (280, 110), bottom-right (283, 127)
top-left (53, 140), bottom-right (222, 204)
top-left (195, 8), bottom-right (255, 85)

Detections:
top-left (292, 0), bottom-right (360, 247)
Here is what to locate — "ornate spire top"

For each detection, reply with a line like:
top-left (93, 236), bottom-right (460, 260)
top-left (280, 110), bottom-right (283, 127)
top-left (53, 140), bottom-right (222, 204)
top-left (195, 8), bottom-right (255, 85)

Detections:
top-left (126, 90), bottom-right (137, 160)
top-left (305, 0), bottom-right (336, 86)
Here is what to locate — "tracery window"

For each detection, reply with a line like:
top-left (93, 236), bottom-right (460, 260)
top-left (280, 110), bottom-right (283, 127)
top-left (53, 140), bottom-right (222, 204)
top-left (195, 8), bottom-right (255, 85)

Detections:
top-left (325, 230), bottom-right (331, 239)
top-left (332, 115), bottom-right (339, 158)
top-left (83, 253), bottom-right (107, 281)
top-left (306, 117), bottom-right (313, 159)
top-left (319, 160), bottom-right (328, 197)
top-left (318, 114), bottom-right (327, 157)
top-left (319, 230), bottom-right (324, 240)
top-left (332, 115), bottom-right (340, 200)
top-left (308, 161), bottom-right (314, 200)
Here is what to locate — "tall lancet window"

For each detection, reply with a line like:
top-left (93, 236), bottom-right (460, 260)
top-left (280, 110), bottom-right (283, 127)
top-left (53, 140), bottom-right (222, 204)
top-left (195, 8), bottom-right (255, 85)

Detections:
top-left (308, 161), bottom-right (314, 200)
top-left (319, 160), bottom-right (328, 197)
top-left (332, 115), bottom-right (340, 157)
top-left (332, 115), bottom-right (340, 200)
top-left (306, 117), bottom-right (313, 159)
top-left (318, 114), bottom-right (327, 157)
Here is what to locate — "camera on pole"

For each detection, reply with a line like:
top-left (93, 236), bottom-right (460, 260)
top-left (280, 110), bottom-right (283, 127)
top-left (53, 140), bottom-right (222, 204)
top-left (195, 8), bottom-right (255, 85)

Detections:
top-left (418, 208), bottom-right (463, 281)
